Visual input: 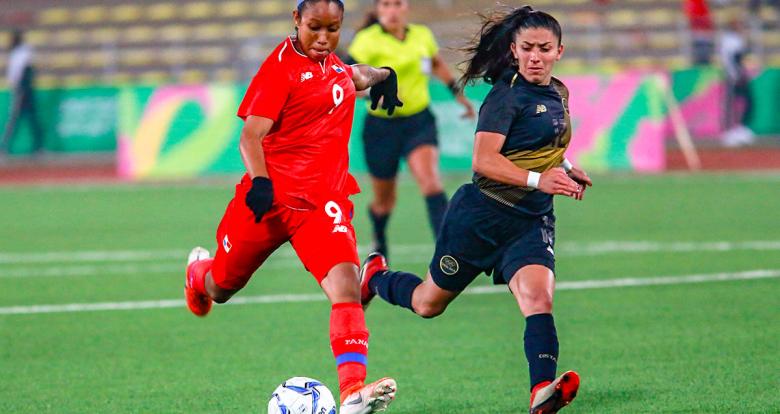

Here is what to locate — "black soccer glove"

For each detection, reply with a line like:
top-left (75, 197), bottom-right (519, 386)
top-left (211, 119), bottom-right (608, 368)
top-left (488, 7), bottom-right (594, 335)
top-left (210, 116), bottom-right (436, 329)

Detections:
top-left (245, 176), bottom-right (274, 223)
top-left (370, 67), bottom-right (404, 116)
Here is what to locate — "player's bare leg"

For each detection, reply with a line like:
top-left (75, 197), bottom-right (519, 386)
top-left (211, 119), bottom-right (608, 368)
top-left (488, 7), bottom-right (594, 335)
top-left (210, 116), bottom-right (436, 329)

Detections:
top-left (360, 253), bottom-right (459, 318)
top-left (204, 270), bottom-right (239, 303)
top-left (184, 247), bottom-right (240, 317)
top-left (409, 272), bottom-right (459, 318)
top-left (368, 178), bottom-right (397, 258)
top-left (322, 262), bottom-right (396, 413)
top-left (407, 144), bottom-right (448, 239)
top-left (508, 265), bottom-right (580, 413)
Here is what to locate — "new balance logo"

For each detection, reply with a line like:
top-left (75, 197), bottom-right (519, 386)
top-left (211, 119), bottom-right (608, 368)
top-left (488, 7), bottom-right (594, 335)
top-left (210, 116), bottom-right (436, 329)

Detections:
top-left (300, 71), bottom-right (313, 82)
top-left (333, 225), bottom-right (348, 233)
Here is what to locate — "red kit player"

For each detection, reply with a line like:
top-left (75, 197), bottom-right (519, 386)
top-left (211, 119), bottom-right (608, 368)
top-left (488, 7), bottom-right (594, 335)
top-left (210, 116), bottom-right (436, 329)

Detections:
top-left (184, 1), bottom-right (403, 412)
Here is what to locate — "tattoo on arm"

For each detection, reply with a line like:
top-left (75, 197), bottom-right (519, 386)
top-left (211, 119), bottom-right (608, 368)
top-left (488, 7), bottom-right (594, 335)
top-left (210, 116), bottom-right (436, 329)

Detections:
top-left (366, 67), bottom-right (383, 87)
top-left (352, 64), bottom-right (389, 91)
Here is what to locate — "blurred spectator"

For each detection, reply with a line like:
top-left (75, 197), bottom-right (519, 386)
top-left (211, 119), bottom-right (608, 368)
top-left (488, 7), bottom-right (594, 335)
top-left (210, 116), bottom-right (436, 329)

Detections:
top-left (719, 18), bottom-right (755, 146)
top-left (685, 0), bottom-right (715, 65)
top-left (2, 29), bottom-right (43, 156)
top-left (749, 0), bottom-right (780, 13)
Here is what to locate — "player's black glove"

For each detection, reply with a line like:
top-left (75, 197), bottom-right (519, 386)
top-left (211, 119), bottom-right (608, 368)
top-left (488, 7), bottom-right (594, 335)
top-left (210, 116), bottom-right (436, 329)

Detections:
top-left (370, 67), bottom-right (403, 116)
top-left (245, 177), bottom-right (274, 223)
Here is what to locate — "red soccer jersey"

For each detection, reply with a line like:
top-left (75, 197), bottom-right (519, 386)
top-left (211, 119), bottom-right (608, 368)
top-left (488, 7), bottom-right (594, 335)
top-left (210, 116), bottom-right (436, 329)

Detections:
top-left (237, 36), bottom-right (360, 209)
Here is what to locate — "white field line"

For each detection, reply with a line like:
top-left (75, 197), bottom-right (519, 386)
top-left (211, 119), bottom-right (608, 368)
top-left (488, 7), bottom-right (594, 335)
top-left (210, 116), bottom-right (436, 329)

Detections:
top-left (561, 240), bottom-right (780, 255)
top-left (0, 250), bottom-right (188, 264)
top-left (1, 240), bottom-right (779, 265)
top-left (0, 258), bottom-right (341, 278)
top-left (1, 240), bottom-right (780, 279)
top-left (1, 269), bottom-right (778, 316)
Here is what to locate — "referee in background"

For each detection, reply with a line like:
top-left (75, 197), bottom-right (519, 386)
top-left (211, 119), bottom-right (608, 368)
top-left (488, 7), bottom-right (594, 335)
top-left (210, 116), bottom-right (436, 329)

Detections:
top-left (348, 0), bottom-right (475, 259)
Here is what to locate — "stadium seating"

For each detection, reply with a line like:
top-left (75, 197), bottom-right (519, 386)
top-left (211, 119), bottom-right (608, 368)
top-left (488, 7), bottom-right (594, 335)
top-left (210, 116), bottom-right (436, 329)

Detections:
top-left (0, 0), bottom-right (777, 87)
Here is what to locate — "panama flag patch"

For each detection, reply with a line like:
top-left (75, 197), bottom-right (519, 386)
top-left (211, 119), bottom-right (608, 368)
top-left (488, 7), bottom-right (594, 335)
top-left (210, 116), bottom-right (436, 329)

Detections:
top-left (222, 235), bottom-right (232, 253)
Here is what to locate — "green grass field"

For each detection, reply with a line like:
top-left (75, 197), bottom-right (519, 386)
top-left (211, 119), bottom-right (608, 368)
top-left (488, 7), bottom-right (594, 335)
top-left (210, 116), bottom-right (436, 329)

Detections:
top-left (1, 173), bottom-right (779, 413)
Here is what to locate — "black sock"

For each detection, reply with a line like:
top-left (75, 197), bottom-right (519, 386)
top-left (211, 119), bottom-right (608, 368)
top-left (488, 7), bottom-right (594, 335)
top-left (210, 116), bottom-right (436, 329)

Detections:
top-left (424, 192), bottom-right (448, 239)
top-left (524, 313), bottom-right (559, 391)
top-left (367, 270), bottom-right (422, 312)
top-left (368, 207), bottom-right (390, 256)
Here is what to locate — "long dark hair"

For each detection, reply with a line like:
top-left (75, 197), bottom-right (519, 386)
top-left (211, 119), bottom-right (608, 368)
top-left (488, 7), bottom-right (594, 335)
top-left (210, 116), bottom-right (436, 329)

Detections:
top-left (459, 5), bottom-right (561, 86)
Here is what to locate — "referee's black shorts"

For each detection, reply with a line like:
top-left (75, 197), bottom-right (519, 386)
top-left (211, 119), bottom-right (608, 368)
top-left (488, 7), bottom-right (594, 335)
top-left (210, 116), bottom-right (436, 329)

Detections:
top-left (362, 107), bottom-right (438, 179)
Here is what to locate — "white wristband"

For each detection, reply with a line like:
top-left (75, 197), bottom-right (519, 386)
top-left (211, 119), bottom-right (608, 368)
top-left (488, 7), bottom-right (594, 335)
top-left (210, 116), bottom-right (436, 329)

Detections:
top-left (562, 158), bottom-right (573, 172)
top-left (526, 171), bottom-right (541, 189)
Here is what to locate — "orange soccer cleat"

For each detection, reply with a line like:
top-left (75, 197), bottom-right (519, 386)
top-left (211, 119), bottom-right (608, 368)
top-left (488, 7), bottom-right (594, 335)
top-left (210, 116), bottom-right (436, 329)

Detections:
top-left (185, 246), bottom-right (212, 317)
top-left (359, 252), bottom-right (388, 309)
top-left (529, 370), bottom-right (580, 414)
top-left (340, 377), bottom-right (397, 414)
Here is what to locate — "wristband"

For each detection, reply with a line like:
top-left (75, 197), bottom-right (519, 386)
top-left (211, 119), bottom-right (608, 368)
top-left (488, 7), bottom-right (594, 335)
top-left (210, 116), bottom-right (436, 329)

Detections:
top-left (562, 158), bottom-right (573, 172)
top-left (526, 171), bottom-right (541, 189)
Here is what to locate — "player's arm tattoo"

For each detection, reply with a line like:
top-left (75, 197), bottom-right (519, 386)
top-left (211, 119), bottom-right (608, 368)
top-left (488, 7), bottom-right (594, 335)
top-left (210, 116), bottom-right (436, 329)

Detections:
top-left (351, 64), bottom-right (390, 91)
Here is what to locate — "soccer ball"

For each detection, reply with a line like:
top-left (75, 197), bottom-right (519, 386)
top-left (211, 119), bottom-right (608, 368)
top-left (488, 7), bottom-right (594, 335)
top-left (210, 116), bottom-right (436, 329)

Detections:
top-left (268, 377), bottom-right (337, 414)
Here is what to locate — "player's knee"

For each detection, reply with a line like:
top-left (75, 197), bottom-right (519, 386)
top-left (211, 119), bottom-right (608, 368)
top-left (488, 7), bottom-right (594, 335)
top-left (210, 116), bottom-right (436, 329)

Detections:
top-left (414, 301), bottom-right (447, 319)
top-left (372, 195), bottom-right (396, 214)
top-left (419, 180), bottom-right (444, 197)
top-left (522, 291), bottom-right (553, 314)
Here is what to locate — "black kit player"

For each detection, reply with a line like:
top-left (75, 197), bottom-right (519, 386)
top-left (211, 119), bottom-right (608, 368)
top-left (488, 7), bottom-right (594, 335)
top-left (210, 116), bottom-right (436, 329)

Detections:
top-left (357, 6), bottom-right (592, 414)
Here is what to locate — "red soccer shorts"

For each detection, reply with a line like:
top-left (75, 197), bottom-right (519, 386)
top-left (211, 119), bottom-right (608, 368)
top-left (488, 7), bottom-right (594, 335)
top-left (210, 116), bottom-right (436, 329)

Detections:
top-left (210, 175), bottom-right (360, 290)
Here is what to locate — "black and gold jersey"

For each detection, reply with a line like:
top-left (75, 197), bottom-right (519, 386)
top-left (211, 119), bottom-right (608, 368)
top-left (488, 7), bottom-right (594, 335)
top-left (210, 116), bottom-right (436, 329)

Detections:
top-left (473, 69), bottom-right (571, 216)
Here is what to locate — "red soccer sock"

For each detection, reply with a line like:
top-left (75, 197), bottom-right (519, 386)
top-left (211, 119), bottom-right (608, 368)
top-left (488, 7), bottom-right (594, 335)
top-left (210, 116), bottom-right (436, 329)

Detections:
top-left (330, 302), bottom-right (369, 399)
top-left (187, 258), bottom-right (214, 296)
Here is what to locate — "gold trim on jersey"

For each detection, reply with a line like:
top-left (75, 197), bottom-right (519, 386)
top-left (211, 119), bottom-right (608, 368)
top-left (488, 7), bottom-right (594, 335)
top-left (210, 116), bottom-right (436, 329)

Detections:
top-left (475, 76), bottom-right (572, 209)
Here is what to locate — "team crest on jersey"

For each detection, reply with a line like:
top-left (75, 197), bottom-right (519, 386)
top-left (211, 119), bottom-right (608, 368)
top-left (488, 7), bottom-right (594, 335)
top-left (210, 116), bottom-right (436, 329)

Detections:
top-left (439, 255), bottom-right (460, 276)
top-left (332, 65), bottom-right (344, 73)
top-left (536, 104), bottom-right (547, 114)
top-left (300, 71), bottom-right (313, 82)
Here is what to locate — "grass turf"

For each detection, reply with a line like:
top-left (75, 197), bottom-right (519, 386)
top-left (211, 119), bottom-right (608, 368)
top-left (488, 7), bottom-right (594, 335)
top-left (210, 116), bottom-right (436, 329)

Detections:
top-left (1, 172), bottom-right (779, 413)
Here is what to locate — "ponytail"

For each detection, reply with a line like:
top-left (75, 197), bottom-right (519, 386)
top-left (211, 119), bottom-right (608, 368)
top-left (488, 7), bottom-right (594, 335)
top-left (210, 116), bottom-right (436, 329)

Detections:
top-left (459, 5), bottom-right (561, 86)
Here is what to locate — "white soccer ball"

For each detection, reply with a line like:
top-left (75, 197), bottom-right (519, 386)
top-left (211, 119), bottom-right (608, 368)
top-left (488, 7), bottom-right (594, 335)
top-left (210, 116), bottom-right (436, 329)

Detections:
top-left (268, 377), bottom-right (337, 414)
